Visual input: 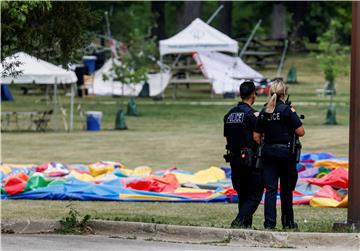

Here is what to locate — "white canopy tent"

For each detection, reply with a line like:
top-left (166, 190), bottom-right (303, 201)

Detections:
top-left (1, 52), bottom-right (78, 131)
top-left (159, 18), bottom-right (239, 56)
top-left (158, 18), bottom-right (239, 97)
top-left (93, 59), bottom-right (172, 97)
top-left (193, 51), bottom-right (264, 94)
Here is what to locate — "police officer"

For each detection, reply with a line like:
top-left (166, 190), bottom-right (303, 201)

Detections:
top-left (253, 79), bottom-right (305, 229)
top-left (223, 81), bottom-right (264, 228)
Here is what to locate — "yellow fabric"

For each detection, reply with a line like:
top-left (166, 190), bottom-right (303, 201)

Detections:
top-left (313, 160), bottom-right (348, 169)
top-left (119, 194), bottom-right (180, 201)
top-left (0, 165), bottom-right (12, 174)
top-left (173, 166), bottom-right (226, 184)
top-left (310, 198), bottom-right (340, 208)
top-left (172, 173), bottom-right (196, 184)
top-left (69, 170), bottom-right (96, 183)
top-left (337, 195), bottom-right (348, 208)
top-left (88, 162), bottom-right (115, 177)
top-left (132, 166), bottom-right (152, 177)
top-left (310, 195), bottom-right (348, 208)
top-left (174, 187), bottom-right (210, 193)
top-left (121, 168), bottom-right (134, 176)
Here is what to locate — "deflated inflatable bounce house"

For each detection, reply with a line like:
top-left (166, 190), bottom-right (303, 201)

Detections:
top-left (0, 153), bottom-right (348, 208)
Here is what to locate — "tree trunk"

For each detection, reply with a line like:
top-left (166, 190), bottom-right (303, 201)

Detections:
top-left (271, 3), bottom-right (287, 40)
top-left (218, 1), bottom-right (232, 36)
top-left (288, 1), bottom-right (308, 51)
top-left (176, 1), bottom-right (202, 31)
top-left (151, 1), bottom-right (166, 40)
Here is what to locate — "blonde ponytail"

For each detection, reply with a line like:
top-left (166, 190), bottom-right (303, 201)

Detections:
top-left (265, 79), bottom-right (288, 113)
top-left (266, 93), bottom-right (277, 113)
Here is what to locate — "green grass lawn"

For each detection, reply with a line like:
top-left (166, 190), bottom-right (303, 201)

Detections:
top-left (0, 53), bottom-right (352, 232)
top-left (1, 200), bottom-right (347, 233)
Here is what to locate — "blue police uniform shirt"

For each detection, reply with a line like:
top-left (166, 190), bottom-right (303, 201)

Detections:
top-left (223, 102), bottom-right (258, 152)
top-left (254, 100), bottom-right (302, 144)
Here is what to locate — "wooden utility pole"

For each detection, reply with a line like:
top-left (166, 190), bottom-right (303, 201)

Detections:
top-left (348, 1), bottom-right (360, 227)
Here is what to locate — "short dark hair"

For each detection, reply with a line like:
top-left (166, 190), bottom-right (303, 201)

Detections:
top-left (240, 81), bottom-right (256, 100)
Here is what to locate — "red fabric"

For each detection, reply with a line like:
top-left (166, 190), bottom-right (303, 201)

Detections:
top-left (36, 163), bottom-right (49, 172)
top-left (223, 187), bottom-right (237, 196)
top-left (293, 199), bottom-right (311, 205)
top-left (126, 173), bottom-right (179, 192)
top-left (313, 185), bottom-right (342, 201)
top-left (126, 180), bottom-right (152, 191)
top-left (307, 168), bottom-right (348, 188)
top-left (297, 165), bottom-right (306, 173)
top-left (301, 159), bottom-right (315, 164)
top-left (293, 190), bottom-right (305, 196)
top-left (4, 173), bottom-right (29, 195)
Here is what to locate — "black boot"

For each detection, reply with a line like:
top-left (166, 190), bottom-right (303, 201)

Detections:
top-left (282, 215), bottom-right (298, 230)
top-left (231, 216), bottom-right (249, 228)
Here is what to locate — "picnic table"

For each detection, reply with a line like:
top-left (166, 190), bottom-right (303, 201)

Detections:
top-left (1, 110), bottom-right (53, 132)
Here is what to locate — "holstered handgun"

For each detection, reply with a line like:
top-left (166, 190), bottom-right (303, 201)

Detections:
top-left (223, 145), bottom-right (232, 163)
top-left (291, 114), bottom-right (305, 163)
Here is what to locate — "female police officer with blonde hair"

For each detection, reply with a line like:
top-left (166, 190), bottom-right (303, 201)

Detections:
top-left (253, 79), bottom-right (305, 229)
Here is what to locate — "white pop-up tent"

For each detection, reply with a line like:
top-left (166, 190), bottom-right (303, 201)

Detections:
top-left (93, 59), bottom-right (172, 97)
top-left (158, 18), bottom-right (240, 97)
top-left (1, 52), bottom-right (78, 130)
top-left (159, 18), bottom-right (239, 56)
top-left (193, 51), bottom-right (264, 94)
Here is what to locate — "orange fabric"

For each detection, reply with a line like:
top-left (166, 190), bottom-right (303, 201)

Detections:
top-left (313, 159), bottom-right (348, 169)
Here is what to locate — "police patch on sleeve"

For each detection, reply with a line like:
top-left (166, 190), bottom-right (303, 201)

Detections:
top-left (226, 112), bottom-right (244, 123)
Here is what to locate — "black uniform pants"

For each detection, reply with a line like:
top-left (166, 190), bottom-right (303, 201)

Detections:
top-left (262, 156), bottom-right (298, 229)
top-left (230, 157), bottom-right (264, 227)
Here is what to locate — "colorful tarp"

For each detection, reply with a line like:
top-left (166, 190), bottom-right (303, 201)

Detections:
top-left (0, 152), bottom-right (349, 207)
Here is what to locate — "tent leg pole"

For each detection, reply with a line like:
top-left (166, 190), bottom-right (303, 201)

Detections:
top-left (160, 55), bottom-right (164, 99)
top-left (53, 81), bottom-right (58, 131)
top-left (70, 83), bottom-right (74, 132)
top-left (172, 83), bottom-right (177, 100)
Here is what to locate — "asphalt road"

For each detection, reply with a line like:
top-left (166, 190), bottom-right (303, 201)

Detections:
top-left (2, 234), bottom-right (358, 251)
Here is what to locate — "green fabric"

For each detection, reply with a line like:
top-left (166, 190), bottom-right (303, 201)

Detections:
top-left (25, 175), bottom-right (49, 191)
top-left (47, 179), bottom-right (65, 186)
top-left (318, 167), bottom-right (331, 174)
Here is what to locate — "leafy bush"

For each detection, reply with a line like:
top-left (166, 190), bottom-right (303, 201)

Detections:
top-left (317, 19), bottom-right (349, 84)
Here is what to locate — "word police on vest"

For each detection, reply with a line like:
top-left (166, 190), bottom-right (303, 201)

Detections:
top-left (226, 113), bottom-right (244, 123)
top-left (267, 112), bottom-right (281, 121)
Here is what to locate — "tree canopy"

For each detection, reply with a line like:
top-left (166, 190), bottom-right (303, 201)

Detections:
top-left (1, 1), bottom-right (100, 68)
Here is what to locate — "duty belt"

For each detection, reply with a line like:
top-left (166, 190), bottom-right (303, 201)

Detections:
top-left (268, 143), bottom-right (289, 149)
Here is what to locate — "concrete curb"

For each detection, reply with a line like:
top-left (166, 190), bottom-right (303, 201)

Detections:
top-left (2, 219), bottom-right (359, 249)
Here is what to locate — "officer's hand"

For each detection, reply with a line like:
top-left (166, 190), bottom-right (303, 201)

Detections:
top-left (291, 107), bottom-right (296, 112)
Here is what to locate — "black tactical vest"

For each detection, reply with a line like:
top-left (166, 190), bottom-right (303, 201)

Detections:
top-left (224, 102), bottom-right (257, 152)
top-left (260, 101), bottom-right (293, 144)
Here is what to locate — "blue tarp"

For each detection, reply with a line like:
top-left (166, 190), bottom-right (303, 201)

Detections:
top-left (1, 85), bottom-right (14, 101)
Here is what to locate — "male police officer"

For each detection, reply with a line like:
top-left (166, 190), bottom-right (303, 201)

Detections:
top-left (223, 81), bottom-right (264, 228)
